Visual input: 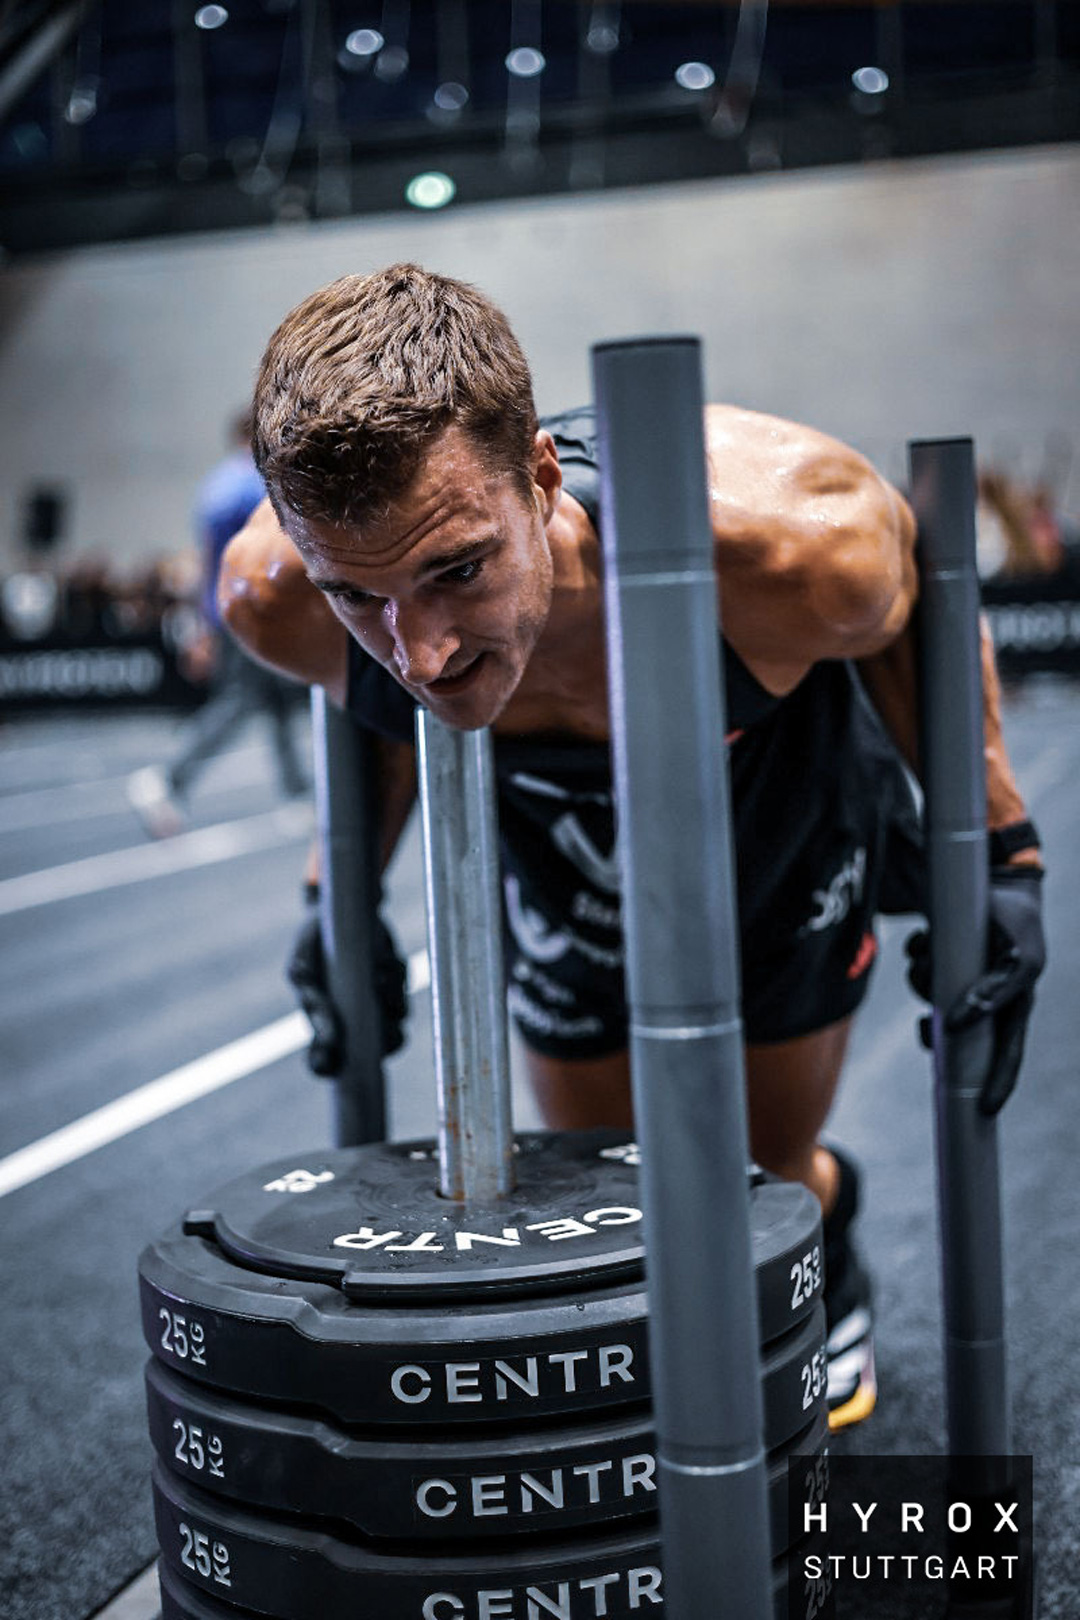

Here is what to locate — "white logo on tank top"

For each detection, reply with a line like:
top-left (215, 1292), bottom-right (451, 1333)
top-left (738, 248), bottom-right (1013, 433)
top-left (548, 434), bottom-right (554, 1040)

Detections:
top-left (800, 847), bottom-right (867, 935)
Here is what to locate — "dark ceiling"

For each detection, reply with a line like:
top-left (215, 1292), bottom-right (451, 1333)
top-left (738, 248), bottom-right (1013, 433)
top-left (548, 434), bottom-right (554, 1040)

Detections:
top-left (0, 0), bottom-right (1077, 258)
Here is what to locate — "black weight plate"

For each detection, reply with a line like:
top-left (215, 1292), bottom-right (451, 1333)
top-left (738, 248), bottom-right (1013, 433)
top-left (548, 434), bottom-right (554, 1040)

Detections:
top-left (146, 1356), bottom-right (827, 1547)
top-left (139, 1170), bottom-right (820, 1427)
top-left (154, 1466), bottom-right (829, 1620)
top-left (185, 1134), bottom-right (645, 1301)
top-left (142, 1212), bottom-right (825, 1436)
top-left (142, 1231), bottom-right (651, 1426)
top-left (180, 1135), bottom-right (822, 1325)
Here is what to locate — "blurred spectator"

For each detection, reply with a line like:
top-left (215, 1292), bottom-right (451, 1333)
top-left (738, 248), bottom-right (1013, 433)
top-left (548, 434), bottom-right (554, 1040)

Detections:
top-left (976, 467), bottom-right (1068, 580)
top-left (1, 570), bottom-right (60, 640)
top-left (126, 411), bottom-right (308, 837)
top-left (60, 557), bottom-right (114, 639)
top-left (1026, 483), bottom-right (1067, 574)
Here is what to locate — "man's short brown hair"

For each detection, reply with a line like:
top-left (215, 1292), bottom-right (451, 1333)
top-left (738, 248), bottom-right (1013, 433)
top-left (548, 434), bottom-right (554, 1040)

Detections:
top-left (252, 263), bottom-right (539, 525)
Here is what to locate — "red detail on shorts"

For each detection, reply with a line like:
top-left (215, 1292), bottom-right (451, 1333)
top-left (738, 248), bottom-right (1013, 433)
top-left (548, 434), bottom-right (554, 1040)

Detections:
top-left (847, 931), bottom-right (878, 980)
top-left (725, 728), bottom-right (745, 746)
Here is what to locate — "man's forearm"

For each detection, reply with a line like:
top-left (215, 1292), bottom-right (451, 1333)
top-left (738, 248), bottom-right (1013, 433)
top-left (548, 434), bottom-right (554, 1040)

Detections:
top-left (374, 736), bottom-right (418, 872)
top-left (978, 621), bottom-right (1042, 867)
top-left (302, 734), bottom-right (416, 886)
top-left (857, 616), bottom-right (1041, 866)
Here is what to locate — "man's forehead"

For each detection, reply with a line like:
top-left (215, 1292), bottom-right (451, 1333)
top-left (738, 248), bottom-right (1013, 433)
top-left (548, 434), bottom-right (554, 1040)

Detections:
top-left (283, 423), bottom-right (535, 571)
top-left (290, 496), bottom-right (504, 587)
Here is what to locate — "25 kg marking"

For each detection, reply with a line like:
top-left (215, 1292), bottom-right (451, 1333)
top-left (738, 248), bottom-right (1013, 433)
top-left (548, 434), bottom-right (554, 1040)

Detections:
top-left (178, 1523), bottom-right (231, 1588)
top-left (159, 1308), bottom-right (207, 1367)
top-left (801, 1347), bottom-right (828, 1410)
top-left (790, 1246), bottom-right (822, 1312)
top-left (173, 1418), bottom-right (225, 1478)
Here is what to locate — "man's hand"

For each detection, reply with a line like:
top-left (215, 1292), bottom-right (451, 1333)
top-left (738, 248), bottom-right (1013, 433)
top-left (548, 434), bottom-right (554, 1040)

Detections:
top-left (286, 894), bottom-right (408, 1076)
top-left (906, 866), bottom-right (1046, 1114)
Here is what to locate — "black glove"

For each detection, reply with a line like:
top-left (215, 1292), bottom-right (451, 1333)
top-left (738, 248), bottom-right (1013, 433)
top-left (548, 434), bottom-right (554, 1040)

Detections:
top-left (286, 896), bottom-right (409, 1077)
top-left (905, 866), bottom-right (1045, 1115)
top-left (372, 913), bottom-right (409, 1059)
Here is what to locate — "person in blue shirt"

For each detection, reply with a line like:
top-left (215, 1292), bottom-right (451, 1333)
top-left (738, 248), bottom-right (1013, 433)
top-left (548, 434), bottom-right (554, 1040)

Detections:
top-left (127, 411), bottom-right (308, 836)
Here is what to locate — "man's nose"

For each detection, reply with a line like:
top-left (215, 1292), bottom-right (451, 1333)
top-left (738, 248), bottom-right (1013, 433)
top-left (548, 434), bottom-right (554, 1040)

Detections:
top-left (387, 602), bottom-right (459, 686)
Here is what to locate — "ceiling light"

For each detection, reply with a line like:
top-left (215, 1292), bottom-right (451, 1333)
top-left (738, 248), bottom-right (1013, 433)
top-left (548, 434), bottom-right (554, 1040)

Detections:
top-left (675, 62), bottom-right (715, 92)
top-left (405, 171), bottom-right (456, 210)
top-left (345, 27), bottom-right (384, 57)
top-left (64, 80), bottom-right (98, 125)
top-left (586, 23), bottom-right (619, 54)
top-left (506, 47), bottom-right (546, 78)
top-left (852, 66), bottom-right (889, 95)
top-left (194, 5), bottom-right (228, 29)
top-left (433, 81), bottom-right (469, 111)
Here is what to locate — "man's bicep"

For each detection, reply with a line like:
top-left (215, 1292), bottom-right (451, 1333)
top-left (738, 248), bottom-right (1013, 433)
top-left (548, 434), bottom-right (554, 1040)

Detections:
top-left (855, 616), bottom-right (921, 770)
top-left (706, 406), bottom-right (918, 688)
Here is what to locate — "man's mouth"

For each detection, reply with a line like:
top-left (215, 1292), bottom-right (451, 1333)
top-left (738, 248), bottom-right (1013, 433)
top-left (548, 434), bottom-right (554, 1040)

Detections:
top-left (427, 652), bottom-right (487, 696)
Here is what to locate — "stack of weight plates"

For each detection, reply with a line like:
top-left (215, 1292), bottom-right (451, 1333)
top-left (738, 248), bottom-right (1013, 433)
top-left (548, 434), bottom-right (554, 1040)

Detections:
top-left (138, 1131), bottom-right (829, 1620)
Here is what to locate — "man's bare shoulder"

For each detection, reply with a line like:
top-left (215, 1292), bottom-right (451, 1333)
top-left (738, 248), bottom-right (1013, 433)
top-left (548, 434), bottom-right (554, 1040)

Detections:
top-left (702, 403), bottom-right (916, 693)
top-left (229, 495), bottom-right (287, 557)
top-left (704, 402), bottom-right (874, 485)
top-left (219, 497), bottom-right (349, 701)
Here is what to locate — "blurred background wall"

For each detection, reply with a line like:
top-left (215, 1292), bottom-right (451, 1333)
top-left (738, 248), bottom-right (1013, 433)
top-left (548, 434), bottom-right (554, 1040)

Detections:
top-left (0, 139), bottom-right (1076, 568)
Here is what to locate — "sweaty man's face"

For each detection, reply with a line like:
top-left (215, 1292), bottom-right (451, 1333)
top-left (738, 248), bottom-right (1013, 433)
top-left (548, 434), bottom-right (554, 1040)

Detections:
top-left (283, 427), bottom-right (557, 731)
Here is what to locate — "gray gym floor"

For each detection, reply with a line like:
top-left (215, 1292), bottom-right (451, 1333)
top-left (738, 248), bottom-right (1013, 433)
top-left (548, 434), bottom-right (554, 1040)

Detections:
top-left (0, 682), bottom-right (1076, 1620)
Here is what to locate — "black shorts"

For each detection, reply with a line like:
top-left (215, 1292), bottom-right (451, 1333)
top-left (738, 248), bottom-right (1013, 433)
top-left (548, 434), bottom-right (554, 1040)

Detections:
top-left (495, 664), bottom-right (925, 1061)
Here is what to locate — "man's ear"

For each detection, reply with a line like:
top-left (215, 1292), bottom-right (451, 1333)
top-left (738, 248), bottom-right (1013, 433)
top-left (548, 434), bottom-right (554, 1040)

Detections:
top-left (532, 430), bottom-right (563, 520)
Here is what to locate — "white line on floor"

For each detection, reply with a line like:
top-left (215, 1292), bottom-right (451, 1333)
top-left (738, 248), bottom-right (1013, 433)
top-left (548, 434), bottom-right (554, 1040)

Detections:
top-left (407, 947), bottom-right (431, 994)
top-left (93, 1561), bottom-right (160, 1620)
top-left (0, 743), bottom-right (272, 836)
top-left (0, 948), bottom-right (430, 1199)
top-left (0, 1012), bottom-right (309, 1199)
top-left (0, 801), bottom-right (313, 917)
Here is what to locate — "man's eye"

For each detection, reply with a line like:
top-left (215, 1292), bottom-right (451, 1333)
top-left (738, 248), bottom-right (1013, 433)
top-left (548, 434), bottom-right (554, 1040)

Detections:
top-left (335, 589), bottom-right (376, 610)
top-left (441, 559), bottom-right (484, 586)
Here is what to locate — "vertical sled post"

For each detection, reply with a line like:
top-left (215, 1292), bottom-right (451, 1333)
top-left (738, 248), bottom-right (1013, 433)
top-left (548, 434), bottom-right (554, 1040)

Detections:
top-left (594, 336), bottom-right (773, 1617)
top-left (311, 688), bottom-right (387, 1147)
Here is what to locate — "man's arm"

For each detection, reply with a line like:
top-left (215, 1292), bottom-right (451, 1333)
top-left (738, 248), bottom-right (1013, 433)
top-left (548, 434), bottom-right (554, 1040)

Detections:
top-left (857, 615), bottom-right (1042, 866)
top-left (706, 404), bottom-right (917, 695)
top-left (222, 500), bottom-right (419, 1073)
top-left (707, 401), bottom-right (1045, 1109)
top-left (220, 496), bottom-right (418, 869)
top-left (858, 608), bottom-right (1045, 1117)
top-left (218, 497), bottom-right (349, 703)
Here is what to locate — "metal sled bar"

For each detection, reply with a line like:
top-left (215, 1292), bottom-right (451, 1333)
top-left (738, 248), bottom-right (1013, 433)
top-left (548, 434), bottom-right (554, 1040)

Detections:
top-left (415, 710), bottom-right (516, 1205)
top-left (910, 438), bottom-right (1012, 1475)
top-left (311, 687), bottom-right (387, 1147)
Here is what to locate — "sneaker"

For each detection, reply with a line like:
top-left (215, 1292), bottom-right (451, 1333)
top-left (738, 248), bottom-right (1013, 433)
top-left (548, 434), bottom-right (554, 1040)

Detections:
top-left (126, 766), bottom-right (187, 839)
top-left (823, 1146), bottom-right (877, 1431)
